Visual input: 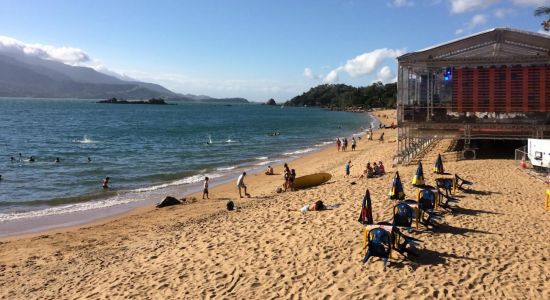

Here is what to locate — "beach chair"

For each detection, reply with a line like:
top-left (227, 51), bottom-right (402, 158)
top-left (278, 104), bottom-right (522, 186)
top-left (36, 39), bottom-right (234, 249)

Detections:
top-left (418, 189), bottom-right (441, 228)
top-left (363, 228), bottom-right (392, 270)
top-left (454, 174), bottom-right (473, 190)
top-left (435, 177), bottom-right (456, 197)
top-left (392, 202), bottom-right (414, 228)
top-left (435, 188), bottom-right (458, 210)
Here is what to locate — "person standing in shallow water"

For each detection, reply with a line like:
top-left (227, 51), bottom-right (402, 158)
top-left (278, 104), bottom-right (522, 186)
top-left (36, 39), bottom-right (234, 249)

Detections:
top-left (203, 177), bottom-right (209, 199)
top-left (102, 177), bottom-right (110, 189)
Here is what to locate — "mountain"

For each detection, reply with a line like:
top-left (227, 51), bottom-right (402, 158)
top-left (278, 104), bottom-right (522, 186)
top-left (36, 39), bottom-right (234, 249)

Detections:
top-left (0, 51), bottom-right (248, 102)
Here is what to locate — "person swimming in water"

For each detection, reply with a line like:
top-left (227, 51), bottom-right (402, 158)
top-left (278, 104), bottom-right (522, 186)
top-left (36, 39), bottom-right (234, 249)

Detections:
top-left (55, 157), bottom-right (60, 163)
top-left (87, 157), bottom-right (92, 162)
top-left (29, 156), bottom-right (35, 162)
top-left (102, 177), bottom-right (110, 189)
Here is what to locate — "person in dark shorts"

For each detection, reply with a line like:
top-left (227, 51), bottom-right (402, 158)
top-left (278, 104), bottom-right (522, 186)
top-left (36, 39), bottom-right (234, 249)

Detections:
top-left (203, 177), bottom-right (209, 199)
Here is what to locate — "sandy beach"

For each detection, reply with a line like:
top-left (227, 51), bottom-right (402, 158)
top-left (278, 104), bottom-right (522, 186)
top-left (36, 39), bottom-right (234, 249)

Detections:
top-left (1, 109), bottom-right (549, 299)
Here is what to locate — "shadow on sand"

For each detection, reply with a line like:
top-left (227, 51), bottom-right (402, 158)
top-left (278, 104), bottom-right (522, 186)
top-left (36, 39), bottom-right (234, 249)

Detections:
top-left (451, 206), bottom-right (501, 216)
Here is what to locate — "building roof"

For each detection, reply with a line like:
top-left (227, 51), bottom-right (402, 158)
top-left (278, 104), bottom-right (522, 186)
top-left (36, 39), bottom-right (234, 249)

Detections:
top-left (398, 28), bottom-right (550, 66)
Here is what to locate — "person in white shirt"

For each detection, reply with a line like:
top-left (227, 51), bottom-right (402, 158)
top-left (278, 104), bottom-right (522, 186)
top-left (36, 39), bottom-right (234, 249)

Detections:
top-left (236, 172), bottom-right (249, 198)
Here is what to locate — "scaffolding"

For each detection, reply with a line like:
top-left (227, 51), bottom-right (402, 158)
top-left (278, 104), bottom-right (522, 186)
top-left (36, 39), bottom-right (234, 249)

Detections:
top-left (395, 28), bottom-right (550, 164)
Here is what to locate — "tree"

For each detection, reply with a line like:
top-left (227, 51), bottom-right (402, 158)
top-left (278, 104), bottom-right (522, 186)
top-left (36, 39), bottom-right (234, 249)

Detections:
top-left (534, 6), bottom-right (550, 31)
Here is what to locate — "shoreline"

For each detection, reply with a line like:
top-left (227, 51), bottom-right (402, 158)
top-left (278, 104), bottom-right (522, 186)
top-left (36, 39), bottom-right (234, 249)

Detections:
top-left (0, 110), bottom-right (383, 240)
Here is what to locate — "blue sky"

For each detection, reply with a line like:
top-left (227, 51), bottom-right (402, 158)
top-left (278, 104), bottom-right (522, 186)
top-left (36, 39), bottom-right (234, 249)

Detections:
top-left (0, 0), bottom-right (548, 101)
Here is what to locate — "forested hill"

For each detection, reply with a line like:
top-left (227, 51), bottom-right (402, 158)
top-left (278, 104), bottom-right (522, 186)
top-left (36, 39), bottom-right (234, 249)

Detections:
top-left (285, 82), bottom-right (397, 109)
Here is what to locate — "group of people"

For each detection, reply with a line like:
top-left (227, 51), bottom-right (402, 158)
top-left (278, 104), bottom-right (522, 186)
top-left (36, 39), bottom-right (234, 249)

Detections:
top-left (283, 163), bottom-right (296, 192)
top-left (336, 137), bottom-right (357, 152)
top-left (10, 154), bottom-right (92, 163)
top-left (360, 161), bottom-right (386, 178)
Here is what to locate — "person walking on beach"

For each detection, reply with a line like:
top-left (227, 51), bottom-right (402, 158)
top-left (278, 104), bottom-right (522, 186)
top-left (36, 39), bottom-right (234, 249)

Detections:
top-left (102, 177), bottom-right (110, 189)
top-left (378, 132), bottom-right (385, 143)
top-left (345, 160), bottom-right (352, 177)
top-left (368, 128), bottom-right (373, 140)
top-left (351, 137), bottom-right (357, 151)
top-left (336, 138), bottom-right (341, 152)
top-left (342, 138), bottom-right (348, 151)
top-left (202, 177), bottom-right (209, 199)
top-left (237, 172), bottom-right (249, 198)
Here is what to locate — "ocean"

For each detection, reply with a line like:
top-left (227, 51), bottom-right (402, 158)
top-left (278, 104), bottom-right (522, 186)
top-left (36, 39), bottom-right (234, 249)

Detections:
top-left (0, 98), bottom-right (376, 226)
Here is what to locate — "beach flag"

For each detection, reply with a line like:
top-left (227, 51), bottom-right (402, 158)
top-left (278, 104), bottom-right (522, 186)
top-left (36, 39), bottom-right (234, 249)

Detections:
top-left (358, 189), bottom-right (374, 225)
top-left (388, 171), bottom-right (405, 200)
top-left (412, 161), bottom-right (425, 186)
top-left (433, 154), bottom-right (444, 174)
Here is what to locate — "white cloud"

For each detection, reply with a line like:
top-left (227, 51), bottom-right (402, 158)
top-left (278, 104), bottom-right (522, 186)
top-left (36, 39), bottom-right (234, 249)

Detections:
top-left (324, 69), bottom-right (340, 83)
top-left (450, 0), bottom-right (500, 14)
top-left (0, 35), bottom-right (90, 65)
top-left (374, 66), bottom-right (396, 83)
top-left (323, 48), bottom-right (405, 83)
top-left (494, 8), bottom-right (515, 18)
top-left (388, 0), bottom-right (415, 7)
top-left (455, 14), bottom-right (488, 35)
top-left (511, 0), bottom-right (550, 6)
top-left (303, 67), bottom-right (314, 79)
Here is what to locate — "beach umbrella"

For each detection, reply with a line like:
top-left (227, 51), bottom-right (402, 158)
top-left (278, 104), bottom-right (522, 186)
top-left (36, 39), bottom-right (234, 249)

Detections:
top-left (388, 171), bottom-right (405, 200)
top-left (433, 153), bottom-right (444, 174)
top-left (412, 161), bottom-right (425, 186)
top-left (358, 189), bottom-right (374, 225)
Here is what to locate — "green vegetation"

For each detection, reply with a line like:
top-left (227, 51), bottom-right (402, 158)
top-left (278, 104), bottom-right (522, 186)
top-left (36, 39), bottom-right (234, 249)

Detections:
top-left (535, 6), bottom-right (550, 31)
top-left (285, 82), bottom-right (397, 109)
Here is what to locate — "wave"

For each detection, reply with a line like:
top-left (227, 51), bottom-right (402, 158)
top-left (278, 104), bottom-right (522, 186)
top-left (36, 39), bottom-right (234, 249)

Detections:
top-left (73, 135), bottom-right (96, 144)
top-left (225, 139), bottom-right (237, 143)
top-left (255, 159), bottom-right (280, 166)
top-left (283, 148), bottom-right (316, 156)
top-left (216, 166), bottom-right (237, 171)
top-left (0, 195), bottom-right (138, 222)
top-left (131, 173), bottom-right (222, 193)
top-left (314, 141), bottom-right (333, 147)
top-left (255, 156), bottom-right (268, 160)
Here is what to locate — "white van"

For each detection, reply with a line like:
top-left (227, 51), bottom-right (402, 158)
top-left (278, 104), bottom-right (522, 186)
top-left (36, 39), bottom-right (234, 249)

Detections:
top-left (527, 139), bottom-right (550, 170)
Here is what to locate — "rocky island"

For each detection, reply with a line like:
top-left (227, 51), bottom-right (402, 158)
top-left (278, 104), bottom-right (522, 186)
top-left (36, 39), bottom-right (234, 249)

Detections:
top-left (97, 98), bottom-right (172, 105)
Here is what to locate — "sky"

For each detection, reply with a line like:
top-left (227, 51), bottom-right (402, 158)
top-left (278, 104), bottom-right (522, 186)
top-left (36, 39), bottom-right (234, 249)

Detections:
top-left (0, 0), bottom-right (549, 101)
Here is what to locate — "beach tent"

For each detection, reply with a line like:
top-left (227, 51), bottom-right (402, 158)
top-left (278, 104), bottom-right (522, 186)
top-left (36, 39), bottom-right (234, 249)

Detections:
top-left (358, 189), bottom-right (374, 225)
top-left (388, 171), bottom-right (405, 200)
top-left (433, 154), bottom-right (444, 174)
top-left (412, 161), bottom-right (425, 186)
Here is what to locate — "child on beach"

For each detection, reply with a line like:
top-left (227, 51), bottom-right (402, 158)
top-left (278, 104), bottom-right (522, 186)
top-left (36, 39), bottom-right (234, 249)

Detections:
top-left (203, 177), bottom-right (209, 199)
top-left (345, 160), bottom-right (352, 177)
top-left (289, 169), bottom-right (296, 191)
top-left (378, 161), bottom-right (385, 175)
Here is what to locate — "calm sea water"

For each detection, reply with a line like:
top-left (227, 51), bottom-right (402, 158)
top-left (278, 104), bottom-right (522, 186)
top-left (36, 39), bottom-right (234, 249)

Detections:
top-left (0, 99), bottom-right (375, 221)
